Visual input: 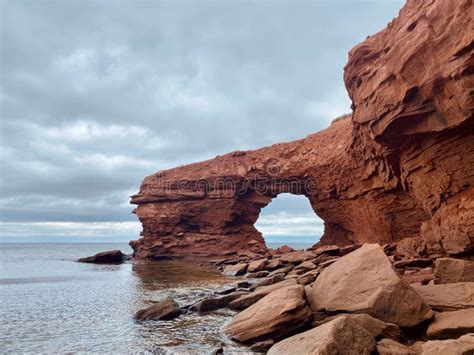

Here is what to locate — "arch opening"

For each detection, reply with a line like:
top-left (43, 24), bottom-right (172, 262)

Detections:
top-left (255, 193), bottom-right (324, 250)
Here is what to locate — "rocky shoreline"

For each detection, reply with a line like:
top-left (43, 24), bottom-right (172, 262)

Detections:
top-left (84, 242), bottom-right (470, 354)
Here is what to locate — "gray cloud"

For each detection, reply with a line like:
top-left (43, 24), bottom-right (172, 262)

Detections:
top-left (0, 0), bottom-right (403, 240)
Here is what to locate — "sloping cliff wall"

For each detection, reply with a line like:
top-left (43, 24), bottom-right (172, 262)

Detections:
top-left (344, 0), bottom-right (474, 255)
top-left (130, 0), bottom-right (473, 258)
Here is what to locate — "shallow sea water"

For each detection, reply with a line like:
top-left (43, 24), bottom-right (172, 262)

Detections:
top-left (0, 242), bottom-right (312, 353)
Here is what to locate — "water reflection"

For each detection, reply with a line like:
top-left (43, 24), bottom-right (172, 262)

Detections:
top-left (0, 244), bottom-right (244, 353)
top-left (130, 259), bottom-right (244, 353)
top-left (132, 259), bottom-right (228, 291)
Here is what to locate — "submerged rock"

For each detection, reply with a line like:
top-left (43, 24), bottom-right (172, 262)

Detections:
top-left (77, 250), bottom-right (125, 264)
top-left (134, 298), bottom-right (180, 321)
top-left (190, 292), bottom-right (247, 314)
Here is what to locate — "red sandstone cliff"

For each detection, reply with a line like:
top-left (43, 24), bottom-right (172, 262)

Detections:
top-left (130, 0), bottom-right (473, 258)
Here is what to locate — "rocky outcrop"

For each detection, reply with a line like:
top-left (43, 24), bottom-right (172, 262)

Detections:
top-left (344, 0), bottom-right (474, 256)
top-left (307, 244), bottom-right (433, 327)
top-left (77, 250), bottom-right (125, 264)
top-left (130, 0), bottom-right (473, 258)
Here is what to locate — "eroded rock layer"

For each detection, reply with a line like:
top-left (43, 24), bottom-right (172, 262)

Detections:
top-left (130, 0), bottom-right (473, 258)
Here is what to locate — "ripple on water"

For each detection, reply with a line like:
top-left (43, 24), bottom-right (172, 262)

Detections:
top-left (0, 243), bottom-right (246, 353)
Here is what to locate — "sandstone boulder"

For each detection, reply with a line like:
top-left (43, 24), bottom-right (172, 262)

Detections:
top-left (265, 259), bottom-right (282, 270)
top-left (223, 263), bottom-right (247, 276)
top-left (297, 269), bottom-right (319, 285)
top-left (402, 267), bottom-right (434, 285)
top-left (135, 298), bottom-right (180, 321)
top-left (434, 258), bottom-right (474, 284)
top-left (229, 279), bottom-right (297, 310)
top-left (247, 258), bottom-right (268, 273)
top-left (276, 245), bottom-right (293, 254)
top-left (427, 309), bottom-right (474, 340)
top-left (376, 339), bottom-right (419, 355)
top-left (279, 250), bottom-right (316, 264)
top-left (249, 274), bottom-right (285, 291)
top-left (267, 316), bottom-right (375, 355)
top-left (395, 237), bottom-right (426, 259)
top-left (77, 250), bottom-right (125, 264)
top-left (420, 334), bottom-right (474, 355)
top-left (223, 284), bottom-right (310, 343)
top-left (295, 260), bottom-right (317, 272)
top-left (412, 283), bottom-right (474, 311)
top-left (308, 244), bottom-right (433, 327)
top-left (268, 264), bottom-right (293, 277)
top-left (312, 313), bottom-right (400, 340)
top-left (318, 257), bottom-right (340, 268)
top-left (313, 245), bottom-right (340, 256)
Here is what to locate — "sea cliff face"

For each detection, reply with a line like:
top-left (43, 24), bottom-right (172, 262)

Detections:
top-left (130, 0), bottom-right (473, 259)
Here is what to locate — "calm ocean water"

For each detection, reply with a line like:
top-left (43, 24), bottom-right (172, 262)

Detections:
top-left (0, 242), bottom-right (311, 353)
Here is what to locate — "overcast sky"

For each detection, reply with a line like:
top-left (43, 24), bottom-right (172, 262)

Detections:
top-left (0, 0), bottom-right (403, 243)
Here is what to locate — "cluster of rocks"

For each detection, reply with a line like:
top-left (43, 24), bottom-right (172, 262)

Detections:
top-left (218, 243), bottom-right (474, 354)
top-left (132, 243), bottom-right (474, 353)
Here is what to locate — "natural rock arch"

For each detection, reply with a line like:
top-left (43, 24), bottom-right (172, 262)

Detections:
top-left (130, 117), bottom-right (428, 258)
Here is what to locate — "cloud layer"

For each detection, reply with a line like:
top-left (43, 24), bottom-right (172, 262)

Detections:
top-left (0, 0), bottom-right (403, 241)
